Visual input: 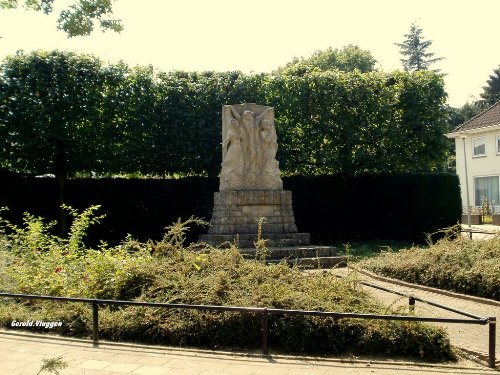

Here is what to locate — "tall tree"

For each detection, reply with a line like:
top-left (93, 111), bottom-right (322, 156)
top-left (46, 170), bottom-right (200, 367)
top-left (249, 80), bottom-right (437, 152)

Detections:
top-left (0, 50), bottom-right (109, 230)
top-left (276, 45), bottom-right (377, 76)
top-left (447, 100), bottom-right (487, 132)
top-left (480, 65), bottom-right (500, 106)
top-left (395, 22), bottom-right (444, 72)
top-left (444, 100), bottom-right (487, 174)
top-left (0, 0), bottom-right (122, 37)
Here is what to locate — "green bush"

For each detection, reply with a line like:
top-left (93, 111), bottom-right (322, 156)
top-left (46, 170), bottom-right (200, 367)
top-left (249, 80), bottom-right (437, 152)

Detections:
top-left (359, 231), bottom-right (500, 300)
top-left (0, 210), bottom-right (456, 361)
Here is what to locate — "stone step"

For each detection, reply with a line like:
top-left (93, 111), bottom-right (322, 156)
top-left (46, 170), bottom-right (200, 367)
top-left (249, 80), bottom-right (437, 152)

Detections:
top-left (269, 256), bottom-right (347, 269)
top-left (198, 233), bottom-right (310, 248)
top-left (239, 246), bottom-right (337, 259)
top-left (240, 246), bottom-right (345, 269)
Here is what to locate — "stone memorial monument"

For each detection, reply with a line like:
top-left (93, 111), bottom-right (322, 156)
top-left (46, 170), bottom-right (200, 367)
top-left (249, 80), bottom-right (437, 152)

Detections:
top-left (199, 103), bottom-right (310, 248)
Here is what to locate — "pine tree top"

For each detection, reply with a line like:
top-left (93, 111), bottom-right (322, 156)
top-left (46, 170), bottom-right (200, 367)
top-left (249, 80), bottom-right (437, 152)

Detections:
top-left (395, 22), bottom-right (444, 72)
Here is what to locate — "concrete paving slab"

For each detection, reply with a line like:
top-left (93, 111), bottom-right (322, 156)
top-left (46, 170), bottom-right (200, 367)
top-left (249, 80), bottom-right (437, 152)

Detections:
top-left (133, 355), bottom-right (170, 366)
top-left (103, 362), bottom-right (142, 373)
top-left (78, 359), bottom-right (115, 370)
top-left (0, 329), bottom-right (498, 375)
top-left (107, 353), bottom-right (144, 363)
top-left (3, 360), bottom-right (31, 371)
top-left (131, 365), bottom-right (168, 375)
top-left (10, 362), bottom-right (41, 374)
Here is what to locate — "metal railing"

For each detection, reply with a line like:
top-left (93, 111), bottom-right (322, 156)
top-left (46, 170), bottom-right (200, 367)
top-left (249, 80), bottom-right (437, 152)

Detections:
top-left (0, 290), bottom-right (496, 368)
top-left (461, 227), bottom-right (498, 239)
top-left (357, 279), bottom-right (496, 368)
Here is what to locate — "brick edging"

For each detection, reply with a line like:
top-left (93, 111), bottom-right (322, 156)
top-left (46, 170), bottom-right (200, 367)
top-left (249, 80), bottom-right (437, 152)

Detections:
top-left (351, 266), bottom-right (500, 308)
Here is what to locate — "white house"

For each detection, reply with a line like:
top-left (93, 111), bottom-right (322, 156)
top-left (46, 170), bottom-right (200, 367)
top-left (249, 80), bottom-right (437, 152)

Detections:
top-left (447, 101), bottom-right (500, 213)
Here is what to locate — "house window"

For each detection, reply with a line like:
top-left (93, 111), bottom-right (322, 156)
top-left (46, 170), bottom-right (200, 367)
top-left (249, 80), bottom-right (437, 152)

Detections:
top-left (472, 137), bottom-right (486, 157)
top-left (496, 134), bottom-right (500, 154)
top-left (474, 176), bottom-right (500, 206)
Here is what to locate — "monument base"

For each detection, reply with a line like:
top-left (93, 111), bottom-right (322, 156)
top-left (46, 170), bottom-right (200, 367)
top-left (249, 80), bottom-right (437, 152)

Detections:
top-left (199, 190), bottom-right (310, 248)
top-left (240, 246), bottom-right (345, 269)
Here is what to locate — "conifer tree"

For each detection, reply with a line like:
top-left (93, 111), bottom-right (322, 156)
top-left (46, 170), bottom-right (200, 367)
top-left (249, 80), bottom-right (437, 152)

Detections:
top-left (480, 66), bottom-right (500, 105)
top-left (395, 22), bottom-right (444, 72)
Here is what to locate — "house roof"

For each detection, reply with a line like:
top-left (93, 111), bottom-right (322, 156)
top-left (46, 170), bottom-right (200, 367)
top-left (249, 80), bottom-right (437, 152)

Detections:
top-left (452, 100), bottom-right (500, 132)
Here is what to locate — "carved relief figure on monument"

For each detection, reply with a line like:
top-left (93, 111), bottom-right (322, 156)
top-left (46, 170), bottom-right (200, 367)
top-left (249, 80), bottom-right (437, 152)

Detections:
top-left (222, 118), bottom-right (244, 175)
top-left (219, 103), bottom-right (283, 191)
top-left (242, 110), bottom-right (258, 179)
top-left (259, 120), bottom-right (278, 170)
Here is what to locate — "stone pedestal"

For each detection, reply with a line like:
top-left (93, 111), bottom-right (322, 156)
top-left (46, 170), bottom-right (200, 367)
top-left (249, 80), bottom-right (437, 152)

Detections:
top-left (199, 103), bottom-right (311, 249)
top-left (199, 190), bottom-right (310, 248)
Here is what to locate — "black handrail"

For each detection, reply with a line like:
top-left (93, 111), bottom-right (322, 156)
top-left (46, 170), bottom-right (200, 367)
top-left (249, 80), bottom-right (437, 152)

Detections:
top-left (360, 280), bottom-right (486, 320)
top-left (0, 291), bottom-right (496, 368)
top-left (461, 228), bottom-right (498, 239)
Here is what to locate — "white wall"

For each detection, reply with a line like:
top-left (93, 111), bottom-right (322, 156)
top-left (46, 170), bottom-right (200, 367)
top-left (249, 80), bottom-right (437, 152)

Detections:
top-left (454, 129), bottom-right (500, 210)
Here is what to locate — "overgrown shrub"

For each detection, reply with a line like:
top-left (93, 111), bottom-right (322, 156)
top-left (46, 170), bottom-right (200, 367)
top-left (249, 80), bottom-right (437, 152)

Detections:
top-left (359, 231), bottom-right (500, 300)
top-left (0, 209), bottom-right (456, 361)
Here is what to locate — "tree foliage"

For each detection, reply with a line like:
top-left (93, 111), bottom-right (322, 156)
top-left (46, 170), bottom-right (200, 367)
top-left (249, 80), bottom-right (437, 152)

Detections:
top-left (0, 50), bottom-right (449, 179)
top-left (0, 50), bottom-right (111, 231)
top-left (267, 70), bottom-right (448, 176)
top-left (0, 0), bottom-right (122, 37)
top-left (276, 45), bottom-right (377, 76)
top-left (0, 50), bottom-right (108, 179)
top-left (395, 22), bottom-right (444, 72)
top-left (447, 100), bottom-right (487, 132)
top-left (480, 65), bottom-right (500, 106)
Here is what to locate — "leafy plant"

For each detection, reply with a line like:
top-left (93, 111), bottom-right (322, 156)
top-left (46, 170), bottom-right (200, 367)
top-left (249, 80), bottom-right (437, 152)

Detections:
top-left (62, 205), bottom-right (106, 255)
top-left (0, 205), bottom-right (104, 257)
top-left (37, 355), bottom-right (67, 375)
top-left (152, 216), bottom-right (209, 256)
top-left (254, 217), bottom-right (271, 261)
top-left (0, 0), bottom-right (123, 38)
top-left (480, 196), bottom-right (495, 224)
top-left (1, 51), bottom-right (449, 179)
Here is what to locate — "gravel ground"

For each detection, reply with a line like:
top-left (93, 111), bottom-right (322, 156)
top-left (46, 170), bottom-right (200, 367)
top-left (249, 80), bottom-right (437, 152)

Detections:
top-left (324, 267), bottom-right (499, 368)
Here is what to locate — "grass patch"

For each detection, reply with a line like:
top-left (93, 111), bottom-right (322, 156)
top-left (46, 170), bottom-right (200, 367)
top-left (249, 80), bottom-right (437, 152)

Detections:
top-left (359, 227), bottom-right (500, 301)
top-left (336, 240), bottom-right (414, 260)
top-left (0, 207), bottom-right (456, 361)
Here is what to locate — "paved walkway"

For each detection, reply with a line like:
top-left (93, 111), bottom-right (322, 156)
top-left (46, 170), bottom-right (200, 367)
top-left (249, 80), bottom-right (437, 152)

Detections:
top-left (0, 330), bottom-right (497, 375)
top-left (328, 267), bottom-right (500, 367)
top-left (461, 224), bottom-right (500, 239)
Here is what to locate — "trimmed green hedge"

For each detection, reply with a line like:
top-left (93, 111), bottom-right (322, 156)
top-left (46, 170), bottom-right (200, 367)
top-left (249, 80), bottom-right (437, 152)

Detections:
top-left (0, 172), bottom-right (461, 244)
top-left (1, 53), bottom-right (449, 178)
top-left (286, 173), bottom-right (462, 243)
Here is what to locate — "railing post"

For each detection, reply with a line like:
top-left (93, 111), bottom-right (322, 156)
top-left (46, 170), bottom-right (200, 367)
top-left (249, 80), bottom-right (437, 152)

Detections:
top-left (92, 301), bottom-right (99, 347)
top-left (409, 296), bottom-right (415, 314)
top-left (262, 308), bottom-right (269, 356)
top-left (488, 317), bottom-right (496, 368)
